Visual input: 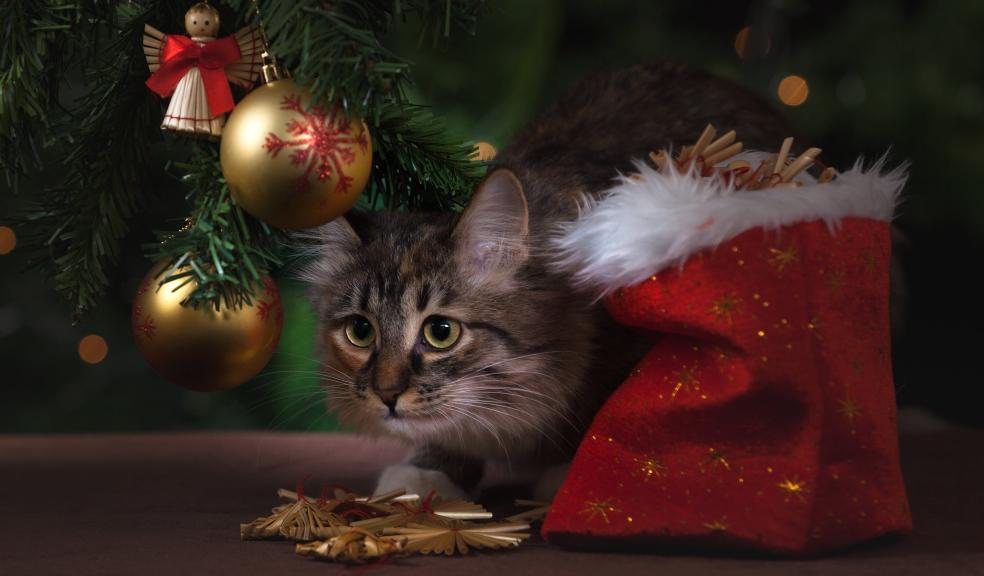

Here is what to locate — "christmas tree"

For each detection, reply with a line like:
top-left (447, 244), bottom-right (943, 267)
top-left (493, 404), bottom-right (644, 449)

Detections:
top-left (3, 0), bottom-right (487, 319)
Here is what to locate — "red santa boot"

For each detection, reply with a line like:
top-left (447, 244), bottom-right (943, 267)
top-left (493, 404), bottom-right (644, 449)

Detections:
top-left (543, 150), bottom-right (912, 554)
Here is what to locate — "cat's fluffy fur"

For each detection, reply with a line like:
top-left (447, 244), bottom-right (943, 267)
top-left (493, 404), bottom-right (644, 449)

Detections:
top-left (300, 62), bottom-right (790, 498)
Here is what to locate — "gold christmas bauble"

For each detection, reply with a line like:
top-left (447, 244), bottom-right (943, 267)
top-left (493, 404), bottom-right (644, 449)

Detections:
top-left (220, 79), bottom-right (373, 230)
top-left (131, 262), bottom-right (283, 392)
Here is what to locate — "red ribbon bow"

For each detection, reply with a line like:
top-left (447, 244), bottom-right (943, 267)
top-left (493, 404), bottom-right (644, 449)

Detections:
top-left (145, 35), bottom-right (241, 117)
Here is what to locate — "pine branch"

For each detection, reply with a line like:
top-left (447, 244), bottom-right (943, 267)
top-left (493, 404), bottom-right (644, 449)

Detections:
top-left (0, 1), bottom-right (78, 190)
top-left (19, 1), bottom-right (189, 319)
top-left (368, 105), bottom-right (485, 211)
top-left (251, 0), bottom-right (409, 120)
top-left (149, 144), bottom-right (286, 311)
top-left (251, 0), bottom-right (485, 117)
top-left (394, 0), bottom-right (486, 47)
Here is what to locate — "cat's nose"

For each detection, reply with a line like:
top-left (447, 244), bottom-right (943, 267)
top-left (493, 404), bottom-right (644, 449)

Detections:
top-left (375, 386), bottom-right (406, 413)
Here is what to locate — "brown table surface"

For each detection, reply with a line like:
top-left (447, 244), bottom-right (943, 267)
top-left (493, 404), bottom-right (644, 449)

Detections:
top-left (1, 427), bottom-right (982, 575)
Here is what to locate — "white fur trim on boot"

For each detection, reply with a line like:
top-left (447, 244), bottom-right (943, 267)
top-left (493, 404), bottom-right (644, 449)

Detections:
top-left (552, 152), bottom-right (906, 296)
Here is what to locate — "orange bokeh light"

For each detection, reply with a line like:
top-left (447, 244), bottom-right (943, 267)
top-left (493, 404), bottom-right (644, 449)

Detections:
top-left (735, 26), bottom-right (770, 59)
top-left (735, 26), bottom-right (751, 59)
top-left (0, 226), bottom-right (16, 255)
top-left (778, 75), bottom-right (810, 107)
top-left (79, 334), bottom-right (109, 364)
top-left (471, 141), bottom-right (498, 162)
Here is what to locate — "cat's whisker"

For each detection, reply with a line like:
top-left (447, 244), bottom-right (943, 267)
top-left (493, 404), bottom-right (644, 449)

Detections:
top-left (326, 394), bottom-right (365, 431)
top-left (434, 387), bottom-right (560, 426)
top-left (260, 380), bottom-right (349, 420)
top-left (263, 353), bottom-right (359, 381)
top-left (249, 369), bottom-right (354, 386)
top-left (433, 405), bottom-right (467, 449)
top-left (445, 382), bottom-right (584, 433)
top-left (267, 393), bottom-right (334, 431)
top-left (317, 363), bottom-right (358, 381)
top-left (443, 361), bottom-right (581, 403)
top-left (239, 383), bottom-right (328, 409)
top-left (446, 397), bottom-right (574, 453)
top-left (257, 367), bottom-right (356, 388)
top-left (438, 388), bottom-right (563, 440)
top-left (445, 385), bottom-right (575, 422)
top-left (440, 402), bottom-right (513, 470)
top-left (452, 377), bottom-right (570, 403)
top-left (246, 388), bottom-right (327, 407)
top-left (462, 350), bottom-right (573, 377)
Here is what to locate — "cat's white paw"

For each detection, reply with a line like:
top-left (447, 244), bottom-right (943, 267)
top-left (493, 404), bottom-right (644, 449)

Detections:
top-left (375, 464), bottom-right (469, 500)
top-left (533, 462), bottom-right (570, 502)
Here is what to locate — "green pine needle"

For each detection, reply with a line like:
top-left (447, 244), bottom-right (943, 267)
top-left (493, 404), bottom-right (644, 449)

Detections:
top-left (149, 144), bottom-right (286, 311)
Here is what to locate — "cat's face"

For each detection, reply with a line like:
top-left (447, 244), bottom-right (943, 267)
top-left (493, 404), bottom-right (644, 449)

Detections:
top-left (301, 170), bottom-right (591, 458)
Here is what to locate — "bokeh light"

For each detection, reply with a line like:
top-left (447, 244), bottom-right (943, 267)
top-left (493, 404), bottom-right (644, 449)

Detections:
top-left (471, 141), bottom-right (498, 161)
top-left (734, 26), bottom-right (751, 59)
top-left (0, 226), bottom-right (16, 255)
top-left (778, 75), bottom-right (810, 107)
top-left (735, 26), bottom-right (770, 59)
top-left (79, 334), bottom-right (109, 364)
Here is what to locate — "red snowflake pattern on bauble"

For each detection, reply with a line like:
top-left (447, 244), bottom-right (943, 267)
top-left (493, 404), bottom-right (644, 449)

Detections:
top-left (256, 276), bottom-right (284, 325)
top-left (263, 95), bottom-right (369, 195)
top-left (134, 315), bottom-right (158, 340)
top-left (132, 278), bottom-right (157, 340)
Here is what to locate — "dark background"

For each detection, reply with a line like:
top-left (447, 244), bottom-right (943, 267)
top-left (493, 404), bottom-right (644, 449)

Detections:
top-left (2, 0), bottom-right (982, 432)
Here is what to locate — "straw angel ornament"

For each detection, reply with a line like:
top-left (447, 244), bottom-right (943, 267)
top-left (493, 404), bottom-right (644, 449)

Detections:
top-left (144, 2), bottom-right (263, 137)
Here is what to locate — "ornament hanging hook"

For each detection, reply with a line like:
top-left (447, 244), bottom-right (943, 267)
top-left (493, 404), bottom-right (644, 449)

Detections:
top-left (249, 0), bottom-right (288, 83)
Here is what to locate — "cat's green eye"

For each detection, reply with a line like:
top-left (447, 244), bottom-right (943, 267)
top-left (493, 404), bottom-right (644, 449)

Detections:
top-left (345, 316), bottom-right (375, 348)
top-left (422, 316), bottom-right (461, 350)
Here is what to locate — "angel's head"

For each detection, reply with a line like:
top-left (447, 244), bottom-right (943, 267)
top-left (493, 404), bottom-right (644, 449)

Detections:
top-left (184, 2), bottom-right (220, 38)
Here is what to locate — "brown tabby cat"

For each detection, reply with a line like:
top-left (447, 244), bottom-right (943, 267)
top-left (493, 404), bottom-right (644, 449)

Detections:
top-left (301, 62), bottom-right (789, 499)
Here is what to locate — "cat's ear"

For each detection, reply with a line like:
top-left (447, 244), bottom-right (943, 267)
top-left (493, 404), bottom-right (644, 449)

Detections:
top-left (453, 168), bottom-right (530, 282)
top-left (316, 216), bottom-right (363, 251)
top-left (296, 216), bottom-right (363, 285)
